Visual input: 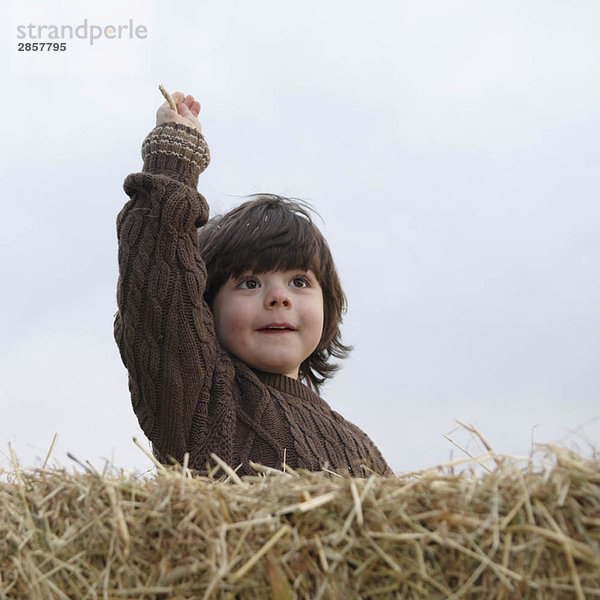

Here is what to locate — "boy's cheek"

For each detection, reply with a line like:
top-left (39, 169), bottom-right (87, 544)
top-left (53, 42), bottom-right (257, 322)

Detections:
top-left (212, 304), bottom-right (232, 347)
top-left (213, 303), bottom-right (249, 351)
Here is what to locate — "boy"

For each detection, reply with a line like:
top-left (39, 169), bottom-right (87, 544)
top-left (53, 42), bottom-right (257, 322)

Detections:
top-left (115, 90), bottom-right (392, 477)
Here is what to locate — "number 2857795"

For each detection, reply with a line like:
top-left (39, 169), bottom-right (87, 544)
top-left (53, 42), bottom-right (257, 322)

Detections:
top-left (18, 43), bottom-right (67, 51)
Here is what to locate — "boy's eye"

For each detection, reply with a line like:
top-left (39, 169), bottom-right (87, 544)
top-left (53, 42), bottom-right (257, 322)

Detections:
top-left (238, 278), bottom-right (260, 290)
top-left (290, 276), bottom-right (310, 288)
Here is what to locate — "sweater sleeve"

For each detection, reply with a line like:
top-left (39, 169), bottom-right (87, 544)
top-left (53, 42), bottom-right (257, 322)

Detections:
top-left (114, 122), bottom-right (217, 463)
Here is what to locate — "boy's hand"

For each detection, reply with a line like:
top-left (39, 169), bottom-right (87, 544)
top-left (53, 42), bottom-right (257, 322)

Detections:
top-left (156, 90), bottom-right (202, 134)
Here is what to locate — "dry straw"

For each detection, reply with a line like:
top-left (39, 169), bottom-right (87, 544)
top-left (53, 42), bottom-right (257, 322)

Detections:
top-left (158, 84), bottom-right (177, 112)
top-left (1, 440), bottom-right (599, 599)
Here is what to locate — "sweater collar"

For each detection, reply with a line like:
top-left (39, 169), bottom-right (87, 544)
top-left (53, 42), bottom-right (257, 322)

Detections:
top-left (253, 370), bottom-right (319, 402)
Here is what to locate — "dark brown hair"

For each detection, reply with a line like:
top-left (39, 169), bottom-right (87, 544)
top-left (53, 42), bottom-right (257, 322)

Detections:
top-left (197, 194), bottom-right (351, 391)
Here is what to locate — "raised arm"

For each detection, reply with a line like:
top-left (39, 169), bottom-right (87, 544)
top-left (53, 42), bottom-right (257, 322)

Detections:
top-left (114, 91), bottom-right (218, 463)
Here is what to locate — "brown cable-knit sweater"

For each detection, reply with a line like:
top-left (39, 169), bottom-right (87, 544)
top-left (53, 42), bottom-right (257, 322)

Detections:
top-left (114, 122), bottom-right (393, 477)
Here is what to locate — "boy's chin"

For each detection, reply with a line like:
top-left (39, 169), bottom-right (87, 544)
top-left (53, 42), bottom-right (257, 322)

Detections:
top-left (241, 352), bottom-right (300, 378)
top-left (251, 361), bottom-right (299, 380)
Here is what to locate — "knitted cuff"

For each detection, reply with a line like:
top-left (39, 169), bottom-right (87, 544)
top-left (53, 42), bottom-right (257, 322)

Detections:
top-left (141, 122), bottom-right (210, 188)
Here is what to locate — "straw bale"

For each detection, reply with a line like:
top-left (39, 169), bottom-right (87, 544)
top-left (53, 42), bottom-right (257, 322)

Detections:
top-left (1, 446), bottom-right (599, 599)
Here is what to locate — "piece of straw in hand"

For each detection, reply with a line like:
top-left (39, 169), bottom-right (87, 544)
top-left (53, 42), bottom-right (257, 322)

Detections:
top-left (159, 84), bottom-right (177, 111)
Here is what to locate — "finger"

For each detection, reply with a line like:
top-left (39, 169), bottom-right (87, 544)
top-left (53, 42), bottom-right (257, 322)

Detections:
top-left (183, 95), bottom-right (194, 107)
top-left (190, 101), bottom-right (201, 116)
top-left (171, 91), bottom-right (185, 104)
top-left (177, 102), bottom-right (193, 117)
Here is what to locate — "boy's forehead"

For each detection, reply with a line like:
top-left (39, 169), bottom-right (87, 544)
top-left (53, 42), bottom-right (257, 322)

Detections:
top-left (231, 267), bottom-right (318, 277)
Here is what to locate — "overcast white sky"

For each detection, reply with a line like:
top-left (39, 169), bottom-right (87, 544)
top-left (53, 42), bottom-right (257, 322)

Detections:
top-left (2, 0), bottom-right (599, 475)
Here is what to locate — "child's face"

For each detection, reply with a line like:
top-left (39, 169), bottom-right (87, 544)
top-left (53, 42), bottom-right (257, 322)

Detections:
top-left (212, 269), bottom-right (324, 379)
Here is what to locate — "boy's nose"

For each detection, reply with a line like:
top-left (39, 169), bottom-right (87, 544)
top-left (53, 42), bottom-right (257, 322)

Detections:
top-left (265, 285), bottom-right (291, 308)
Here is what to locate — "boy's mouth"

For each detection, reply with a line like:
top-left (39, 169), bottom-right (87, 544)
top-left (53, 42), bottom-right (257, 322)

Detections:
top-left (257, 322), bottom-right (297, 332)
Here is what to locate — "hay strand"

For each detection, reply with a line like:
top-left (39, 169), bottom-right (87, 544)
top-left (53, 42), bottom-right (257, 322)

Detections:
top-left (158, 84), bottom-right (177, 111)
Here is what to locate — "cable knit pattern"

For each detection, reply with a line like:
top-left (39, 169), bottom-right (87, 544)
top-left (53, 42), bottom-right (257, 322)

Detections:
top-left (115, 123), bottom-right (393, 477)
